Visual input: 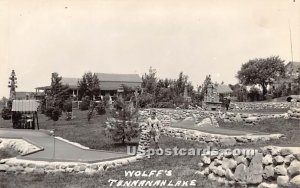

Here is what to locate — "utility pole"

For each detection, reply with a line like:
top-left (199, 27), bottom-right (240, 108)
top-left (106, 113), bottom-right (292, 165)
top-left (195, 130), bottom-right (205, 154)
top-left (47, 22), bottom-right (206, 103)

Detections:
top-left (8, 70), bottom-right (17, 101)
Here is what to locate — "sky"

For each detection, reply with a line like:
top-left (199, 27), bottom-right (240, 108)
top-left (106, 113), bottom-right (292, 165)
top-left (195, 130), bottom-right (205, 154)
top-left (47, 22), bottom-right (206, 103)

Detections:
top-left (0, 0), bottom-right (299, 98)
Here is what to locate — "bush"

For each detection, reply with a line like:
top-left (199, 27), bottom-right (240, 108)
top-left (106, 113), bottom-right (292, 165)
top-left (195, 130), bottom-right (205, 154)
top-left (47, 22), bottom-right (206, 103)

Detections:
top-left (45, 107), bottom-right (62, 121)
top-left (80, 97), bottom-right (90, 111)
top-left (154, 102), bottom-right (175, 108)
top-left (1, 107), bottom-right (11, 120)
top-left (63, 99), bottom-right (72, 112)
top-left (96, 102), bottom-right (106, 115)
top-left (137, 92), bottom-right (154, 108)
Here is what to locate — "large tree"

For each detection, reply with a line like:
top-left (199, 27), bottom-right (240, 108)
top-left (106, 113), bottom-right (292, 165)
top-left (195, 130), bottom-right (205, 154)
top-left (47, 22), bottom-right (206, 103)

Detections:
top-left (142, 67), bottom-right (157, 94)
top-left (237, 56), bottom-right (285, 98)
top-left (78, 72), bottom-right (101, 100)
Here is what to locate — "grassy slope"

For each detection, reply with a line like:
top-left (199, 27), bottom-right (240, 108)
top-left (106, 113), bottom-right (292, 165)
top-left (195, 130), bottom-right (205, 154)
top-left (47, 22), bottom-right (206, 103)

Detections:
top-left (0, 109), bottom-right (299, 187)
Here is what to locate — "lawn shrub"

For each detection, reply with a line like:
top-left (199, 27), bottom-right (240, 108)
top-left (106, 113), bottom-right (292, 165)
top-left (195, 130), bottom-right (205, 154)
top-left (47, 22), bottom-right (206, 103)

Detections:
top-left (96, 101), bottom-right (106, 115)
top-left (80, 97), bottom-right (90, 111)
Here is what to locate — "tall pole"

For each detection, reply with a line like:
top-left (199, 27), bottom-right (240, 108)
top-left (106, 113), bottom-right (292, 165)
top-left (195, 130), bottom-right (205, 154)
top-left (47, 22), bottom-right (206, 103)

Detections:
top-left (8, 70), bottom-right (17, 101)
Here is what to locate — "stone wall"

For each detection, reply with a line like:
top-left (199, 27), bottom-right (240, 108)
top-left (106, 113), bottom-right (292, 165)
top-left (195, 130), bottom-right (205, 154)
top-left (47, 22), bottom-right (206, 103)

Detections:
top-left (196, 146), bottom-right (300, 187)
top-left (139, 108), bottom-right (289, 127)
top-left (288, 108), bottom-right (300, 119)
top-left (231, 102), bottom-right (290, 111)
top-left (162, 127), bottom-right (284, 147)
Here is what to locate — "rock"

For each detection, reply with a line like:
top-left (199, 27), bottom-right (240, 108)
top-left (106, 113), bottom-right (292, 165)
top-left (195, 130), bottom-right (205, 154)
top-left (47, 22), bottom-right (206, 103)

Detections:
top-left (33, 168), bottom-right (45, 175)
top-left (280, 148), bottom-right (293, 156)
top-left (24, 167), bottom-right (34, 173)
top-left (284, 154), bottom-right (295, 165)
top-left (262, 154), bottom-right (273, 165)
top-left (257, 182), bottom-right (278, 188)
top-left (216, 166), bottom-right (225, 176)
top-left (246, 153), bottom-right (263, 184)
top-left (294, 153), bottom-right (300, 161)
top-left (245, 117), bottom-right (259, 123)
top-left (0, 164), bottom-right (9, 172)
top-left (202, 156), bottom-right (211, 165)
top-left (197, 118), bottom-right (213, 127)
top-left (27, 163), bottom-right (35, 168)
top-left (235, 156), bottom-right (248, 166)
top-left (222, 158), bottom-right (237, 170)
top-left (208, 173), bottom-right (217, 181)
top-left (263, 165), bottom-right (275, 180)
top-left (66, 168), bottom-right (74, 173)
top-left (225, 169), bottom-right (235, 181)
top-left (277, 176), bottom-right (289, 187)
top-left (79, 165), bottom-right (86, 171)
top-left (288, 160), bottom-right (300, 177)
top-left (274, 156), bottom-right (284, 165)
top-left (274, 165), bottom-right (287, 176)
top-left (219, 138), bottom-right (237, 147)
top-left (290, 175), bottom-right (300, 187)
top-left (234, 164), bottom-right (247, 182)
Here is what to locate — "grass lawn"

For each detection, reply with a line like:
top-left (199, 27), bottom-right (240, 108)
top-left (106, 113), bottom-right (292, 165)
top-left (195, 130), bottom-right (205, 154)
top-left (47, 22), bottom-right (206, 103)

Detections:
top-left (0, 109), bottom-right (299, 187)
top-left (219, 118), bottom-right (300, 147)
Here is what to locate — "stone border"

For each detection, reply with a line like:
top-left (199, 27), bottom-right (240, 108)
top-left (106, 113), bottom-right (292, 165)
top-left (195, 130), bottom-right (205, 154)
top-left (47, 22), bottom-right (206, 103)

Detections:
top-left (196, 146), bottom-right (300, 187)
top-left (162, 127), bottom-right (284, 147)
top-left (0, 138), bottom-right (145, 174)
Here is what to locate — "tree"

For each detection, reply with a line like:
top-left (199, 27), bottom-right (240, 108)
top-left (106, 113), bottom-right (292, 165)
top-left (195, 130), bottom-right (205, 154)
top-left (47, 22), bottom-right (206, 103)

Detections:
top-left (237, 56), bottom-right (285, 99)
top-left (142, 67), bottom-right (157, 94)
top-left (45, 73), bottom-right (71, 121)
top-left (105, 97), bottom-right (140, 144)
top-left (78, 72), bottom-right (101, 100)
top-left (200, 75), bottom-right (212, 99)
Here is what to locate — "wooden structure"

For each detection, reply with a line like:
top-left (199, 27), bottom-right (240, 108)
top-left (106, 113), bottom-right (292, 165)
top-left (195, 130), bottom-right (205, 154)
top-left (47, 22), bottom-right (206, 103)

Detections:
top-left (11, 100), bottom-right (40, 129)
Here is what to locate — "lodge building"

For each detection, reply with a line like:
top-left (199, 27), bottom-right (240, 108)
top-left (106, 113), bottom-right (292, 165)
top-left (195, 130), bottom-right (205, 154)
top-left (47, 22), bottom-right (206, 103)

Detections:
top-left (35, 73), bottom-right (143, 100)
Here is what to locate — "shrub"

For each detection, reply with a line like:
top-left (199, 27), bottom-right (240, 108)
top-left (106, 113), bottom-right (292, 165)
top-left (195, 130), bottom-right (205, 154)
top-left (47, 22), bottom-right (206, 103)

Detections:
top-left (45, 107), bottom-right (62, 121)
top-left (63, 99), bottom-right (72, 112)
top-left (154, 102), bottom-right (175, 108)
top-left (80, 97), bottom-right (90, 111)
top-left (137, 92), bottom-right (154, 108)
top-left (96, 101), bottom-right (106, 115)
top-left (1, 107), bottom-right (11, 120)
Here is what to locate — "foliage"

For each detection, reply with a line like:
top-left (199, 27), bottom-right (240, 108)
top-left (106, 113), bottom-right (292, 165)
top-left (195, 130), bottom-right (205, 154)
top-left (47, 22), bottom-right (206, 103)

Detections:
top-left (229, 84), bottom-right (248, 102)
top-left (80, 96), bottom-right (90, 111)
top-left (247, 86), bottom-right (262, 102)
top-left (96, 101), bottom-right (106, 115)
top-left (105, 98), bottom-right (140, 144)
top-left (45, 72), bottom-right (70, 121)
top-left (87, 101), bottom-right (96, 122)
top-left (237, 56), bottom-right (285, 98)
top-left (137, 92), bottom-right (154, 108)
top-left (1, 107), bottom-right (12, 120)
top-left (199, 75), bottom-right (212, 99)
top-left (142, 67), bottom-right (157, 94)
top-left (78, 72), bottom-right (101, 100)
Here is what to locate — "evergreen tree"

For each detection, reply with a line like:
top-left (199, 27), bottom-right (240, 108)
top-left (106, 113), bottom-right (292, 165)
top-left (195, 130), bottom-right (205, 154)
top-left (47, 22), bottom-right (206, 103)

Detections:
top-left (105, 97), bottom-right (140, 144)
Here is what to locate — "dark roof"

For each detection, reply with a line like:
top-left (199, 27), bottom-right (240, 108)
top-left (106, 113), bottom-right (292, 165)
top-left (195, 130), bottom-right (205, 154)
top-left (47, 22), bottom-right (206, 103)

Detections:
top-left (100, 82), bottom-right (141, 90)
top-left (35, 73), bottom-right (142, 91)
top-left (61, 77), bottom-right (81, 87)
top-left (95, 73), bottom-right (142, 83)
top-left (216, 85), bottom-right (233, 94)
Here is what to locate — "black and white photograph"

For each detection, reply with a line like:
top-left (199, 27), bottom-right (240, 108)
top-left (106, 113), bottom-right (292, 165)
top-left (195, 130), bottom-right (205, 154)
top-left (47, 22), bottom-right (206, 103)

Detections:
top-left (0, 0), bottom-right (299, 187)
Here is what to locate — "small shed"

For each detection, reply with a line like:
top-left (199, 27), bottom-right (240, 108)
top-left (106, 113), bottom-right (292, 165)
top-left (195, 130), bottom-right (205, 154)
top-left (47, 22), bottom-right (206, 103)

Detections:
top-left (11, 100), bottom-right (40, 129)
